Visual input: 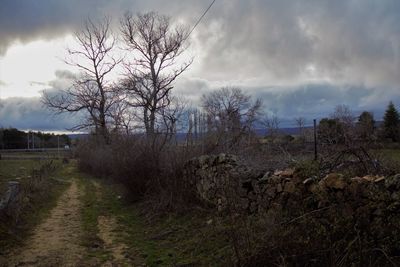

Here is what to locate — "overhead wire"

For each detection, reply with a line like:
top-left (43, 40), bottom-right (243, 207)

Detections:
top-left (186, 0), bottom-right (216, 39)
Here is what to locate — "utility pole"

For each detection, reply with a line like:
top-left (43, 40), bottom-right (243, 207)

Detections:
top-left (313, 119), bottom-right (318, 161)
top-left (57, 135), bottom-right (60, 159)
top-left (32, 132), bottom-right (35, 150)
top-left (27, 133), bottom-right (30, 150)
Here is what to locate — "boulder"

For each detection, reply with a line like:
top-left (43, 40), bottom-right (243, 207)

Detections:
top-left (385, 174), bottom-right (400, 191)
top-left (320, 173), bottom-right (346, 190)
top-left (280, 168), bottom-right (295, 178)
top-left (284, 181), bottom-right (296, 193)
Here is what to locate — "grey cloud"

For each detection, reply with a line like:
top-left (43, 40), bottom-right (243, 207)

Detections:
top-left (193, 0), bottom-right (400, 87)
top-left (0, 69), bottom-right (82, 131)
top-left (0, 0), bottom-right (202, 55)
top-left (2, 0), bottom-right (400, 131)
top-left (2, 0), bottom-right (399, 88)
top-left (47, 70), bottom-right (76, 90)
top-left (0, 97), bottom-right (79, 131)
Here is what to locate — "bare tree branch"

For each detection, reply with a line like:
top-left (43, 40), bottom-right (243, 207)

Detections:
top-left (42, 17), bottom-right (121, 141)
top-left (120, 12), bottom-right (192, 138)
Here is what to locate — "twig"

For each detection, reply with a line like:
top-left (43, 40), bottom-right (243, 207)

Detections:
top-left (281, 205), bottom-right (335, 225)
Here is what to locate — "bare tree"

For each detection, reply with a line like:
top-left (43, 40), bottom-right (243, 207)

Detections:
top-left (43, 17), bottom-right (120, 141)
top-left (357, 111), bottom-right (376, 142)
top-left (120, 12), bottom-right (192, 138)
top-left (295, 116), bottom-right (306, 140)
top-left (201, 87), bottom-right (262, 150)
top-left (318, 105), bottom-right (380, 175)
top-left (332, 104), bottom-right (354, 129)
top-left (263, 113), bottom-right (281, 141)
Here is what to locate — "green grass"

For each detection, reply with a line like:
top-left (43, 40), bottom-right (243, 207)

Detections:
top-left (379, 148), bottom-right (400, 162)
top-left (76, 174), bottom-right (112, 263)
top-left (71, 165), bottom-right (233, 266)
top-left (0, 160), bottom-right (39, 191)
top-left (0, 151), bottom-right (70, 161)
top-left (96, 182), bottom-right (232, 266)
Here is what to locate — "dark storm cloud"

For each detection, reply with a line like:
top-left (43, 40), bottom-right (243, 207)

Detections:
top-left (0, 69), bottom-right (82, 131)
top-left (2, 0), bottom-right (399, 87)
top-left (0, 0), bottom-right (202, 55)
top-left (0, 97), bottom-right (79, 130)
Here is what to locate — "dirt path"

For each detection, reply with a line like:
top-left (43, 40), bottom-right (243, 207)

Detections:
top-left (6, 177), bottom-right (141, 267)
top-left (9, 180), bottom-right (85, 266)
top-left (92, 181), bottom-right (139, 267)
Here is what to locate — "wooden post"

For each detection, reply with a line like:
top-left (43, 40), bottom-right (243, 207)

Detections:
top-left (314, 119), bottom-right (318, 161)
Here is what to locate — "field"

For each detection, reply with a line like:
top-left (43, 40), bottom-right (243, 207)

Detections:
top-left (0, 148), bottom-right (71, 160)
top-left (0, 160), bottom-right (38, 192)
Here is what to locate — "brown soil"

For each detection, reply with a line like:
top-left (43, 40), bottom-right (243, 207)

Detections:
top-left (8, 180), bottom-right (85, 267)
top-left (93, 181), bottom-right (142, 267)
top-left (98, 215), bottom-right (131, 266)
top-left (5, 178), bottom-right (143, 267)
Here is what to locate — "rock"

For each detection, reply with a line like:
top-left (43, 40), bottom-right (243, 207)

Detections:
top-left (280, 168), bottom-right (295, 178)
top-left (276, 183), bottom-right (283, 193)
top-left (309, 183), bottom-right (320, 194)
top-left (351, 177), bottom-right (365, 183)
top-left (362, 175), bottom-right (376, 182)
top-left (320, 173), bottom-right (346, 190)
top-left (266, 187), bottom-right (276, 198)
top-left (385, 174), bottom-right (400, 190)
top-left (303, 177), bottom-right (314, 186)
top-left (374, 176), bottom-right (385, 183)
top-left (391, 192), bottom-right (400, 201)
top-left (239, 198), bottom-right (249, 210)
top-left (362, 175), bottom-right (384, 182)
top-left (249, 201), bottom-right (258, 213)
top-left (269, 176), bottom-right (281, 184)
top-left (284, 181), bottom-right (296, 193)
top-left (216, 153), bottom-right (227, 164)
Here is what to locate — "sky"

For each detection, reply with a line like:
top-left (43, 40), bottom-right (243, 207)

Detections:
top-left (0, 0), bottom-right (400, 131)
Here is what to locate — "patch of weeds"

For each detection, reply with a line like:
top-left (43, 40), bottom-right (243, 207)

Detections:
top-left (0, 160), bottom-right (69, 255)
top-left (293, 159), bottom-right (320, 178)
top-left (98, 182), bottom-right (232, 266)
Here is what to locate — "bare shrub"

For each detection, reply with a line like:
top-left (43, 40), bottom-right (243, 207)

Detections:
top-left (76, 137), bottom-right (113, 178)
top-left (77, 134), bottom-right (204, 211)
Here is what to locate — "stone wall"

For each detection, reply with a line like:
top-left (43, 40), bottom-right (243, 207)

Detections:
top-left (0, 181), bottom-right (20, 211)
top-left (184, 154), bottom-right (400, 218)
top-left (184, 154), bottom-right (400, 263)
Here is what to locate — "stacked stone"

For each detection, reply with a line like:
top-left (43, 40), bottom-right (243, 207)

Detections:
top-left (185, 154), bottom-right (400, 223)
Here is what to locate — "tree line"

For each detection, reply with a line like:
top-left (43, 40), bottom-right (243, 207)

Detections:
top-left (0, 128), bottom-right (70, 150)
top-left (318, 101), bottom-right (400, 145)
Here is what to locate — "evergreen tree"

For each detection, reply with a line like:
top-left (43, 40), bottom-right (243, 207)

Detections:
top-left (383, 101), bottom-right (400, 142)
